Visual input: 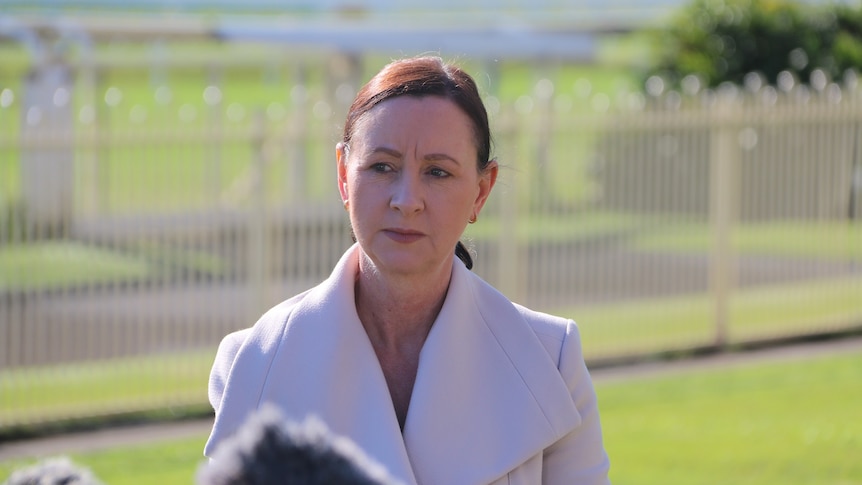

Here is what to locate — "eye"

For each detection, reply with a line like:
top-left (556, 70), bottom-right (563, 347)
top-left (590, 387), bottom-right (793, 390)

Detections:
top-left (428, 167), bottom-right (450, 178)
top-left (370, 162), bottom-right (393, 173)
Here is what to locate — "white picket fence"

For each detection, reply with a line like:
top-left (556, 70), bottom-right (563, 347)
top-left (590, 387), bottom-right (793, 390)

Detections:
top-left (1, 49), bottom-right (861, 429)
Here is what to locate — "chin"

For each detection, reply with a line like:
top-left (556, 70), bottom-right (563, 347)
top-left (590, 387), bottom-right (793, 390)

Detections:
top-left (374, 254), bottom-right (430, 276)
top-left (364, 242), bottom-right (446, 277)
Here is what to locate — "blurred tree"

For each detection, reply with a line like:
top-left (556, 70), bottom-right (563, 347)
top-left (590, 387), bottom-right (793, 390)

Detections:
top-left (643, 0), bottom-right (862, 90)
top-left (832, 3), bottom-right (862, 74)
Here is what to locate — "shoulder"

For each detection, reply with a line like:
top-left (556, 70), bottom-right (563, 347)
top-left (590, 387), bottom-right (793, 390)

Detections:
top-left (208, 289), bottom-right (313, 411)
top-left (217, 289), bottom-right (313, 360)
top-left (512, 303), bottom-right (571, 341)
top-left (462, 267), bottom-right (581, 368)
top-left (511, 302), bottom-right (582, 369)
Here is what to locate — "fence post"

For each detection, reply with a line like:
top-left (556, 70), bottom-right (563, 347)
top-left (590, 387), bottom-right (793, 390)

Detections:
top-left (206, 67), bottom-right (224, 206)
top-left (851, 121), bottom-right (862, 220)
top-left (248, 110), bottom-right (269, 315)
top-left (21, 61), bottom-right (74, 236)
top-left (287, 64), bottom-right (308, 202)
top-left (496, 108), bottom-right (523, 303)
top-left (708, 97), bottom-right (740, 349)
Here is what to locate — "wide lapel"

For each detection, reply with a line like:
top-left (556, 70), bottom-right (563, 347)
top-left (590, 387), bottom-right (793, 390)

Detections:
top-left (402, 260), bottom-right (581, 485)
top-left (210, 245), bottom-right (418, 485)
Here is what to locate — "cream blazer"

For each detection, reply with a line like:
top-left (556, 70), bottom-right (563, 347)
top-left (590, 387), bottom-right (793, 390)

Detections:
top-left (204, 244), bottom-right (610, 485)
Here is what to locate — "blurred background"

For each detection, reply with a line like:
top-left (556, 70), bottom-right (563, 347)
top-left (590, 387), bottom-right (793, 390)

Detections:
top-left (1, 0), bottom-right (861, 483)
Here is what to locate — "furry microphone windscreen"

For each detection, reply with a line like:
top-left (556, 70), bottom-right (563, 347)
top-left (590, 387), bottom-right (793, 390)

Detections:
top-left (3, 457), bottom-right (103, 485)
top-left (197, 405), bottom-right (403, 485)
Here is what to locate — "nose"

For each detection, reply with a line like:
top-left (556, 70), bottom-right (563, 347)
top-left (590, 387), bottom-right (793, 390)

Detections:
top-left (389, 171), bottom-right (424, 215)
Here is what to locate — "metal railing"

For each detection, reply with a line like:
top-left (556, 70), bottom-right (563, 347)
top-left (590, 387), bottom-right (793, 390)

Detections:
top-left (1, 51), bottom-right (861, 430)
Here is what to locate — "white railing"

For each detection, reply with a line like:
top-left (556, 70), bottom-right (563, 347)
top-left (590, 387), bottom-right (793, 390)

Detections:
top-left (1, 52), bottom-right (860, 429)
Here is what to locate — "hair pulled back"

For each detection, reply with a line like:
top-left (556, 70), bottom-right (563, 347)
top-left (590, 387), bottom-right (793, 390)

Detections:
top-left (342, 56), bottom-right (493, 270)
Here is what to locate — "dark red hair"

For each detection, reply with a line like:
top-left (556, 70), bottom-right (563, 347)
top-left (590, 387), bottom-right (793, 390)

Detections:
top-left (342, 56), bottom-right (493, 173)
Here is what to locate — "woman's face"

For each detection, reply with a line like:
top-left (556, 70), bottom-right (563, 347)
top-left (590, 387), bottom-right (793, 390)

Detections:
top-left (337, 95), bottom-right (497, 278)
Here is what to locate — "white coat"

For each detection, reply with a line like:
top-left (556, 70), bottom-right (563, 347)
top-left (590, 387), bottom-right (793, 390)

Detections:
top-left (204, 244), bottom-right (610, 485)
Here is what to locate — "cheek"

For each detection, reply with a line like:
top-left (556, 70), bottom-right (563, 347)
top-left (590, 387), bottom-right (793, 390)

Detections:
top-left (348, 173), bottom-right (371, 200)
top-left (346, 174), bottom-right (387, 218)
top-left (434, 192), bottom-right (472, 225)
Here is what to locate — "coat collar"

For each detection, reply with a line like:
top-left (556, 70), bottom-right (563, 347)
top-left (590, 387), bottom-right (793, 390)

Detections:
top-left (211, 244), bottom-right (579, 485)
top-left (403, 251), bottom-right (580, 484)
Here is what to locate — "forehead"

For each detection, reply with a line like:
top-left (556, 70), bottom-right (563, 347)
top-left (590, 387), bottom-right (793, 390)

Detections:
top-left (351, 95), bottom-right (477, 152)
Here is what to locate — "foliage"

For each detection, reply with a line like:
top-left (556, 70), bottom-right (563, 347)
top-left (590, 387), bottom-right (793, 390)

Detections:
top-left (644, 0), bottom-right (862, 90)
top-left (833, 3), bottom-right (862, 71)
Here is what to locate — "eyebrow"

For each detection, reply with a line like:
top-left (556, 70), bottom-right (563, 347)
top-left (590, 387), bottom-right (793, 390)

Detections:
top-left (370, 146), bottom-right (461, 165)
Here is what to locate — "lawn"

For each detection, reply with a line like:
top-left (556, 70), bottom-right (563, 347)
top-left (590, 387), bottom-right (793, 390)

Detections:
top-left (600, 347), bottom-right (862, 485)
top-left (0, 241), bottom-right (153, 291)
top-left (1, 344), bottom-right (859, 484)
top-left (0, 239), bottom-right (228, 291)
top-left (1, 351), bottom-right (213, 426)
top-left (0, 435), bottom-right (210, 485)
top-left (567, 275), bottom-right (862, 359)
top-left (634, 220), bottom-right (862, 262)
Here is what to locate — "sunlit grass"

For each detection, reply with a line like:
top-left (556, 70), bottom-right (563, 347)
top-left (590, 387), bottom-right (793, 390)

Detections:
top-left (0, 240), bottom-right (227, 291)
top-left (569, 293), bottom-right (715, 358)
top-left (634, 220), bottom-right (862, 261)
top-left (565, 276), bottom-right (862, 360)
top-left (463, 210), bottom-right (643, 243)
top-left (600, 349), bottom-right (862, 485)
top-left (0, 434), bottom-right (209, 485)
top-left (69, 435), bottom-right (209, 485)
top-left (0, 351), bottom-right (213, 426)
top-left (0, 241), bottom-right (152, 291)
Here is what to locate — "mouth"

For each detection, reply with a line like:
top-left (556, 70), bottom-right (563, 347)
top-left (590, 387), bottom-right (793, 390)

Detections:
top-left (382, 228), bottom-right (426, 243)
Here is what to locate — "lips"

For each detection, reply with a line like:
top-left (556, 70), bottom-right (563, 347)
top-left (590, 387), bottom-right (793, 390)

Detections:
top-left (382, 228), bottom-right (426, 243)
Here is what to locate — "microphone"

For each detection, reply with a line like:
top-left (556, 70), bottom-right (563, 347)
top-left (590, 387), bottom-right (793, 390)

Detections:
top-left (198, 404), bottom-right (402, 485)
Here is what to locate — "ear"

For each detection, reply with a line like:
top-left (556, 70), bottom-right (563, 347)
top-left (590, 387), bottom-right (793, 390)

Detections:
top-left (472, 159), bottom-right (498, 216)
top-left (336, 142), bottom-right (349, 202)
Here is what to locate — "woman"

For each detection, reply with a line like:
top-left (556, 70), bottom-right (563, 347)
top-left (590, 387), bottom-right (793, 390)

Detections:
top-left (205, 56), bottom-right (610, 485)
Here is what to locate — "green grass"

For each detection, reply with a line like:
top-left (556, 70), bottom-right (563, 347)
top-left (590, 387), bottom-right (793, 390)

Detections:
top-left (463, 210), bottom-right (643, 243)
top-left (0, 240), bottom-right (227, 291)
top-left (567, 276), bottom-right (862, 359)
top-left (0, 241), bottom-right (153, 291)
top-left (465, 213), bottom-right (862, 261)
top-left (67, 435), bottom-right (209, 485)
top-left (0, 435), bottom-right (210, 485)
top-left (600, 349), bottom-right (862, 485)
top-left (0, 351), bottom-right (213, 425)
top-left (635, 220), bottom-right (862, 261)
top-left (2, 345), bottom-right (859, 484)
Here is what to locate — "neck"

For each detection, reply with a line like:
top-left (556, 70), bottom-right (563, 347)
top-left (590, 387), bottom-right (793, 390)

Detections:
top-left (354, 251), bottom-right (452, 353)
top-left (353, 249), bottom-right (453, 430)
